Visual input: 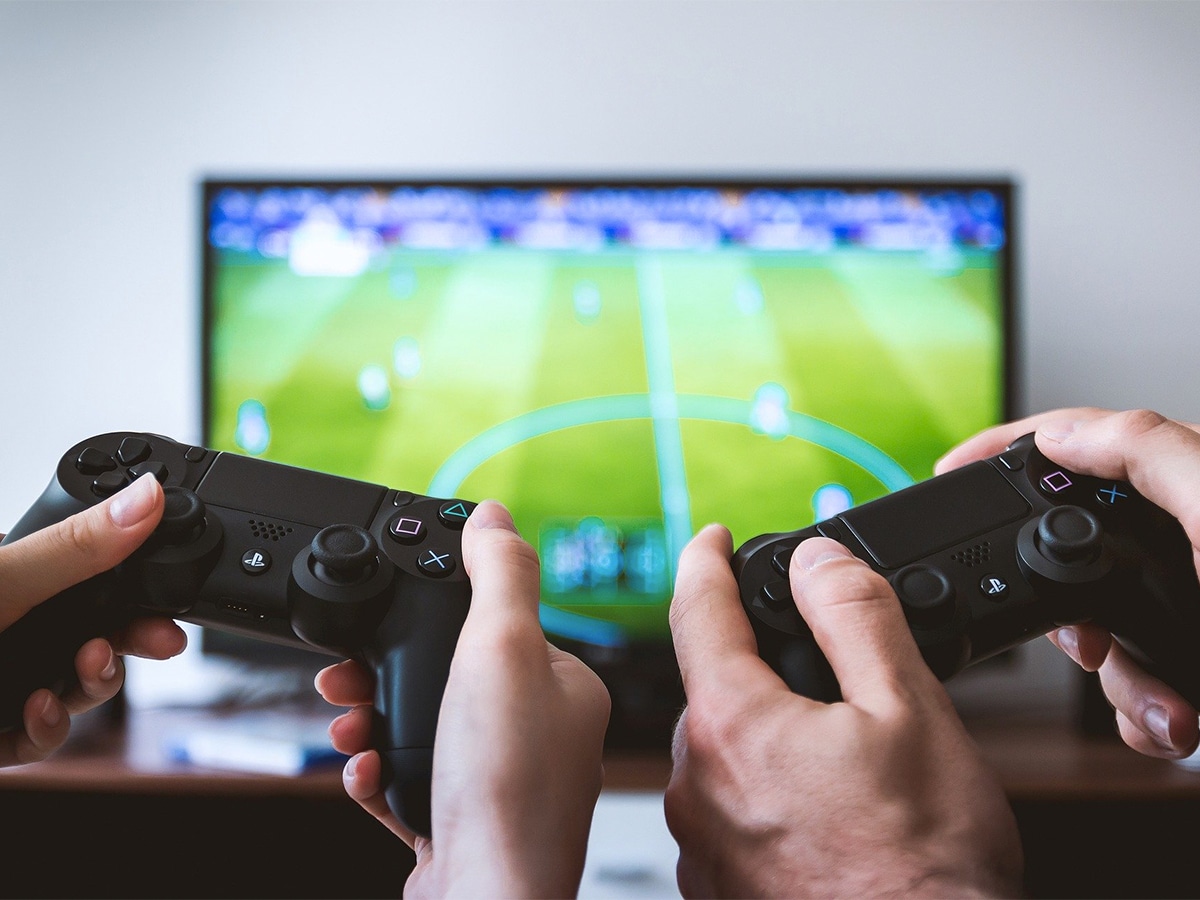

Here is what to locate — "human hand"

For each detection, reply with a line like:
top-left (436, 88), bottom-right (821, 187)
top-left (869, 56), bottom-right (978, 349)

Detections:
top-left (665, 525), bottom-right (1023, 898)
top-left (315, 499), bottom-right (611, 898)
top-left (0, 473), bottom-right (188, 766)
top-left (936, 406), bottom-right (1200, 759)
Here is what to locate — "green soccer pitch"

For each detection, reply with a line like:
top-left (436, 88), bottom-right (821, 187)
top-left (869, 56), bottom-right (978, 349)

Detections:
top-left (208, 244), bottom-right (1005, 644)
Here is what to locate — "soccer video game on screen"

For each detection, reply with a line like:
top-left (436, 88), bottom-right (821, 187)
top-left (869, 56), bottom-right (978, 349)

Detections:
top-left (203, 179), bottom-right (1011, 650)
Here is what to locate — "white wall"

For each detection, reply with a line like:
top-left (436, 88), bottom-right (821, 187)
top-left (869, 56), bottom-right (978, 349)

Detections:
top-left (3, 3), bottom-right (1195, 886)
top-left (2, 0), bottom-right (1199, 529)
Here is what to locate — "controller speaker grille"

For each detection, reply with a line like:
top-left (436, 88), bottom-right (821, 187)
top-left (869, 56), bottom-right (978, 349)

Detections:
top-left (951, 542), bottom-right (991, 567)
top-left (248, 518), bottom-right (294, 542)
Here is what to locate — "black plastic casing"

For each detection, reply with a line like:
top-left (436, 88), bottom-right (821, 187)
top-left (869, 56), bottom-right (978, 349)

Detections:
top-left (0, 432), bottom-right (475, 838)
top-left (734, 433), bottom-right (1200, 706)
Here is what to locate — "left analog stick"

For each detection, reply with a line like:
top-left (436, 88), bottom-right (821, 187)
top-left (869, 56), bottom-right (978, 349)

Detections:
top-left (158, 487), bottom-right (206, 544)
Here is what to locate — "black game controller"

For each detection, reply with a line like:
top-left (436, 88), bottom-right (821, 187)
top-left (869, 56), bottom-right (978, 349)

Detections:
top-left (734, 433), bottom-right (1200, 707)
top-left (0, 431), bottom-right (476, 838)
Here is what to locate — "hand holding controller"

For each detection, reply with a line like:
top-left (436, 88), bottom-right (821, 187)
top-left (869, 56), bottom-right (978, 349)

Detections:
top-left (0, 431), bottom-right (476, 838)
top-left (734, 432), bottom-right (1200, 707)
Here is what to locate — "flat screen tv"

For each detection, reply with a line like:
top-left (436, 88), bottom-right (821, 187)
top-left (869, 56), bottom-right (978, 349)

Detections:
top-left (200, 176), bottom-right (1017, 747)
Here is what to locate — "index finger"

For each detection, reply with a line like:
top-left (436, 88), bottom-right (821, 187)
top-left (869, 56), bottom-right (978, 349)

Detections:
top-left (1032, 410), bottom-right (1200, 549)
top-left (934, 407), bottom-right (1115, 474)
top-left (669, 524), bottom-right (782, 704)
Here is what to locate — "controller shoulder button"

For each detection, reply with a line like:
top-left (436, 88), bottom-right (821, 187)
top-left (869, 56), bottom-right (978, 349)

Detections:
top-left (997, 450), bottom-right (1024, 471)
top-left (816, 519), bottom-right (847, 541)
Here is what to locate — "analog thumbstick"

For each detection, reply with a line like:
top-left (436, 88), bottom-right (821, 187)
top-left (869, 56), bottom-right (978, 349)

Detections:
top-left (311, 524), bottom-right (379, 585)
top-left (158, 487), bottom-right (207, 544)
top-left (1036, 506), bottom-right (1103, 565)
top-left (892, 564), bottom-right (957, 627)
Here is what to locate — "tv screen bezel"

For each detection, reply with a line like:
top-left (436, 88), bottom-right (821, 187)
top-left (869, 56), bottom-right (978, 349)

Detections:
top-left (198, 173), bottom-right (1019, 747)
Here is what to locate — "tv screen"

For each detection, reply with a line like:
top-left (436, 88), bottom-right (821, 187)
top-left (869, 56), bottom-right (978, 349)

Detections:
top-left (200, 176), bottom-right (1016, 746)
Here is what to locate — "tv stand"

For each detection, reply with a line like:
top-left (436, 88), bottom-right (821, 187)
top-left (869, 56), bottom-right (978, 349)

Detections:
top-left (2, 704), bottom-right (1199, 898)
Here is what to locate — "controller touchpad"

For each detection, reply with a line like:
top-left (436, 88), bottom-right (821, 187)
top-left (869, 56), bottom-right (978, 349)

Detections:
top-left (198, 454), bottom-right (386, 527)
top-left (840, 461), bottom-right (1031, 569)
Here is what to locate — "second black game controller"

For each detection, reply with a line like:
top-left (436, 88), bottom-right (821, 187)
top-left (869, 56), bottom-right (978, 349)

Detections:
top-left (0, 431), bottom-right (477, 838)
top-left (734, 433), bottom-right (1200, 707)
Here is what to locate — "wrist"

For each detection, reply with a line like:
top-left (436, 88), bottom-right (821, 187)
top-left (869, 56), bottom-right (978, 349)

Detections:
top-left (413, 817), bottom-right (588, 899)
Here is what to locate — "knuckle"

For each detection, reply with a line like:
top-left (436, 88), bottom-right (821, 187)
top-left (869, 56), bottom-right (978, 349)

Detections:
top-left (802, 556), bottom-right (890, 608)
top-left (667, 584), bottom-right (693, 633)
top-left (503, 534), bottom-right (542, 578)
top-left (676, 694), bottom-right (742, 759)
top-left (55, 511), bottom-right (103, 562)
top-left (472, 527), bottom-right (541, 578)
top-left (1114, 407), bottom-right (1171, 439)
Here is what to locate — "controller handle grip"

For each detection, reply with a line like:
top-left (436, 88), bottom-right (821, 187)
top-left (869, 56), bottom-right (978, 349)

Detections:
top-left (747, 611), bottom-right (841, 702)
top-left (366, 576), bottom-right (472, 838)
top-left (3, 476), bottom-right (91, 543)
top-left (0, 477), bottom-right (121, 730)
top-left (1116, 626), bottom-right (1200, 711)
top-left (1097, 571), bottom-right (1200, 710)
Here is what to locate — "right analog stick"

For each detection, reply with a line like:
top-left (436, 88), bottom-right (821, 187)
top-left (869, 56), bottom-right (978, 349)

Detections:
top-left (1036, 505), bottom-right (1103, 565)
top-left (311, 524), bottom-right (379, 585)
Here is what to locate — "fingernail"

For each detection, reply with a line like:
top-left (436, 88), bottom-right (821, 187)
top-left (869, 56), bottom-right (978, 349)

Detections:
top-left (467, 500), bottom-right (517, 532)
top-left (100, 648), bottom-right (119, 682)
top-left (1145, 705), bottom-right (1175, 750)
top-left (39, 694), bottom-right (61, 729)
top-left (1056, 626), bottom-right (1082, 667)
top-left (792, 538), bottom-right (853, 571)
top-left (109, 474), bottom-right (158, 528)
top-left (343, 753), bottom-right (359, 786)
top-left (1038, 420), bottom-right (1082, 443)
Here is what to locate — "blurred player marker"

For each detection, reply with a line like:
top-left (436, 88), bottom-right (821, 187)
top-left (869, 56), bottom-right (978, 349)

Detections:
top-left (813, 483), bottom-right (853, 520)
top-left (358, 364), bottom-right (391, 410)
top-left (390, 266), bottom-right (417, 299)
top-left (749, 382), bottom-right (790, 439)
top-left (573, 281), bottom-right (602, 323)
top-left (235, 399), bottom-right (271, 455)
top-left (734, 276), bottom-right (764, 315)
top-left (393, 337), bottom-right (422, 379)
